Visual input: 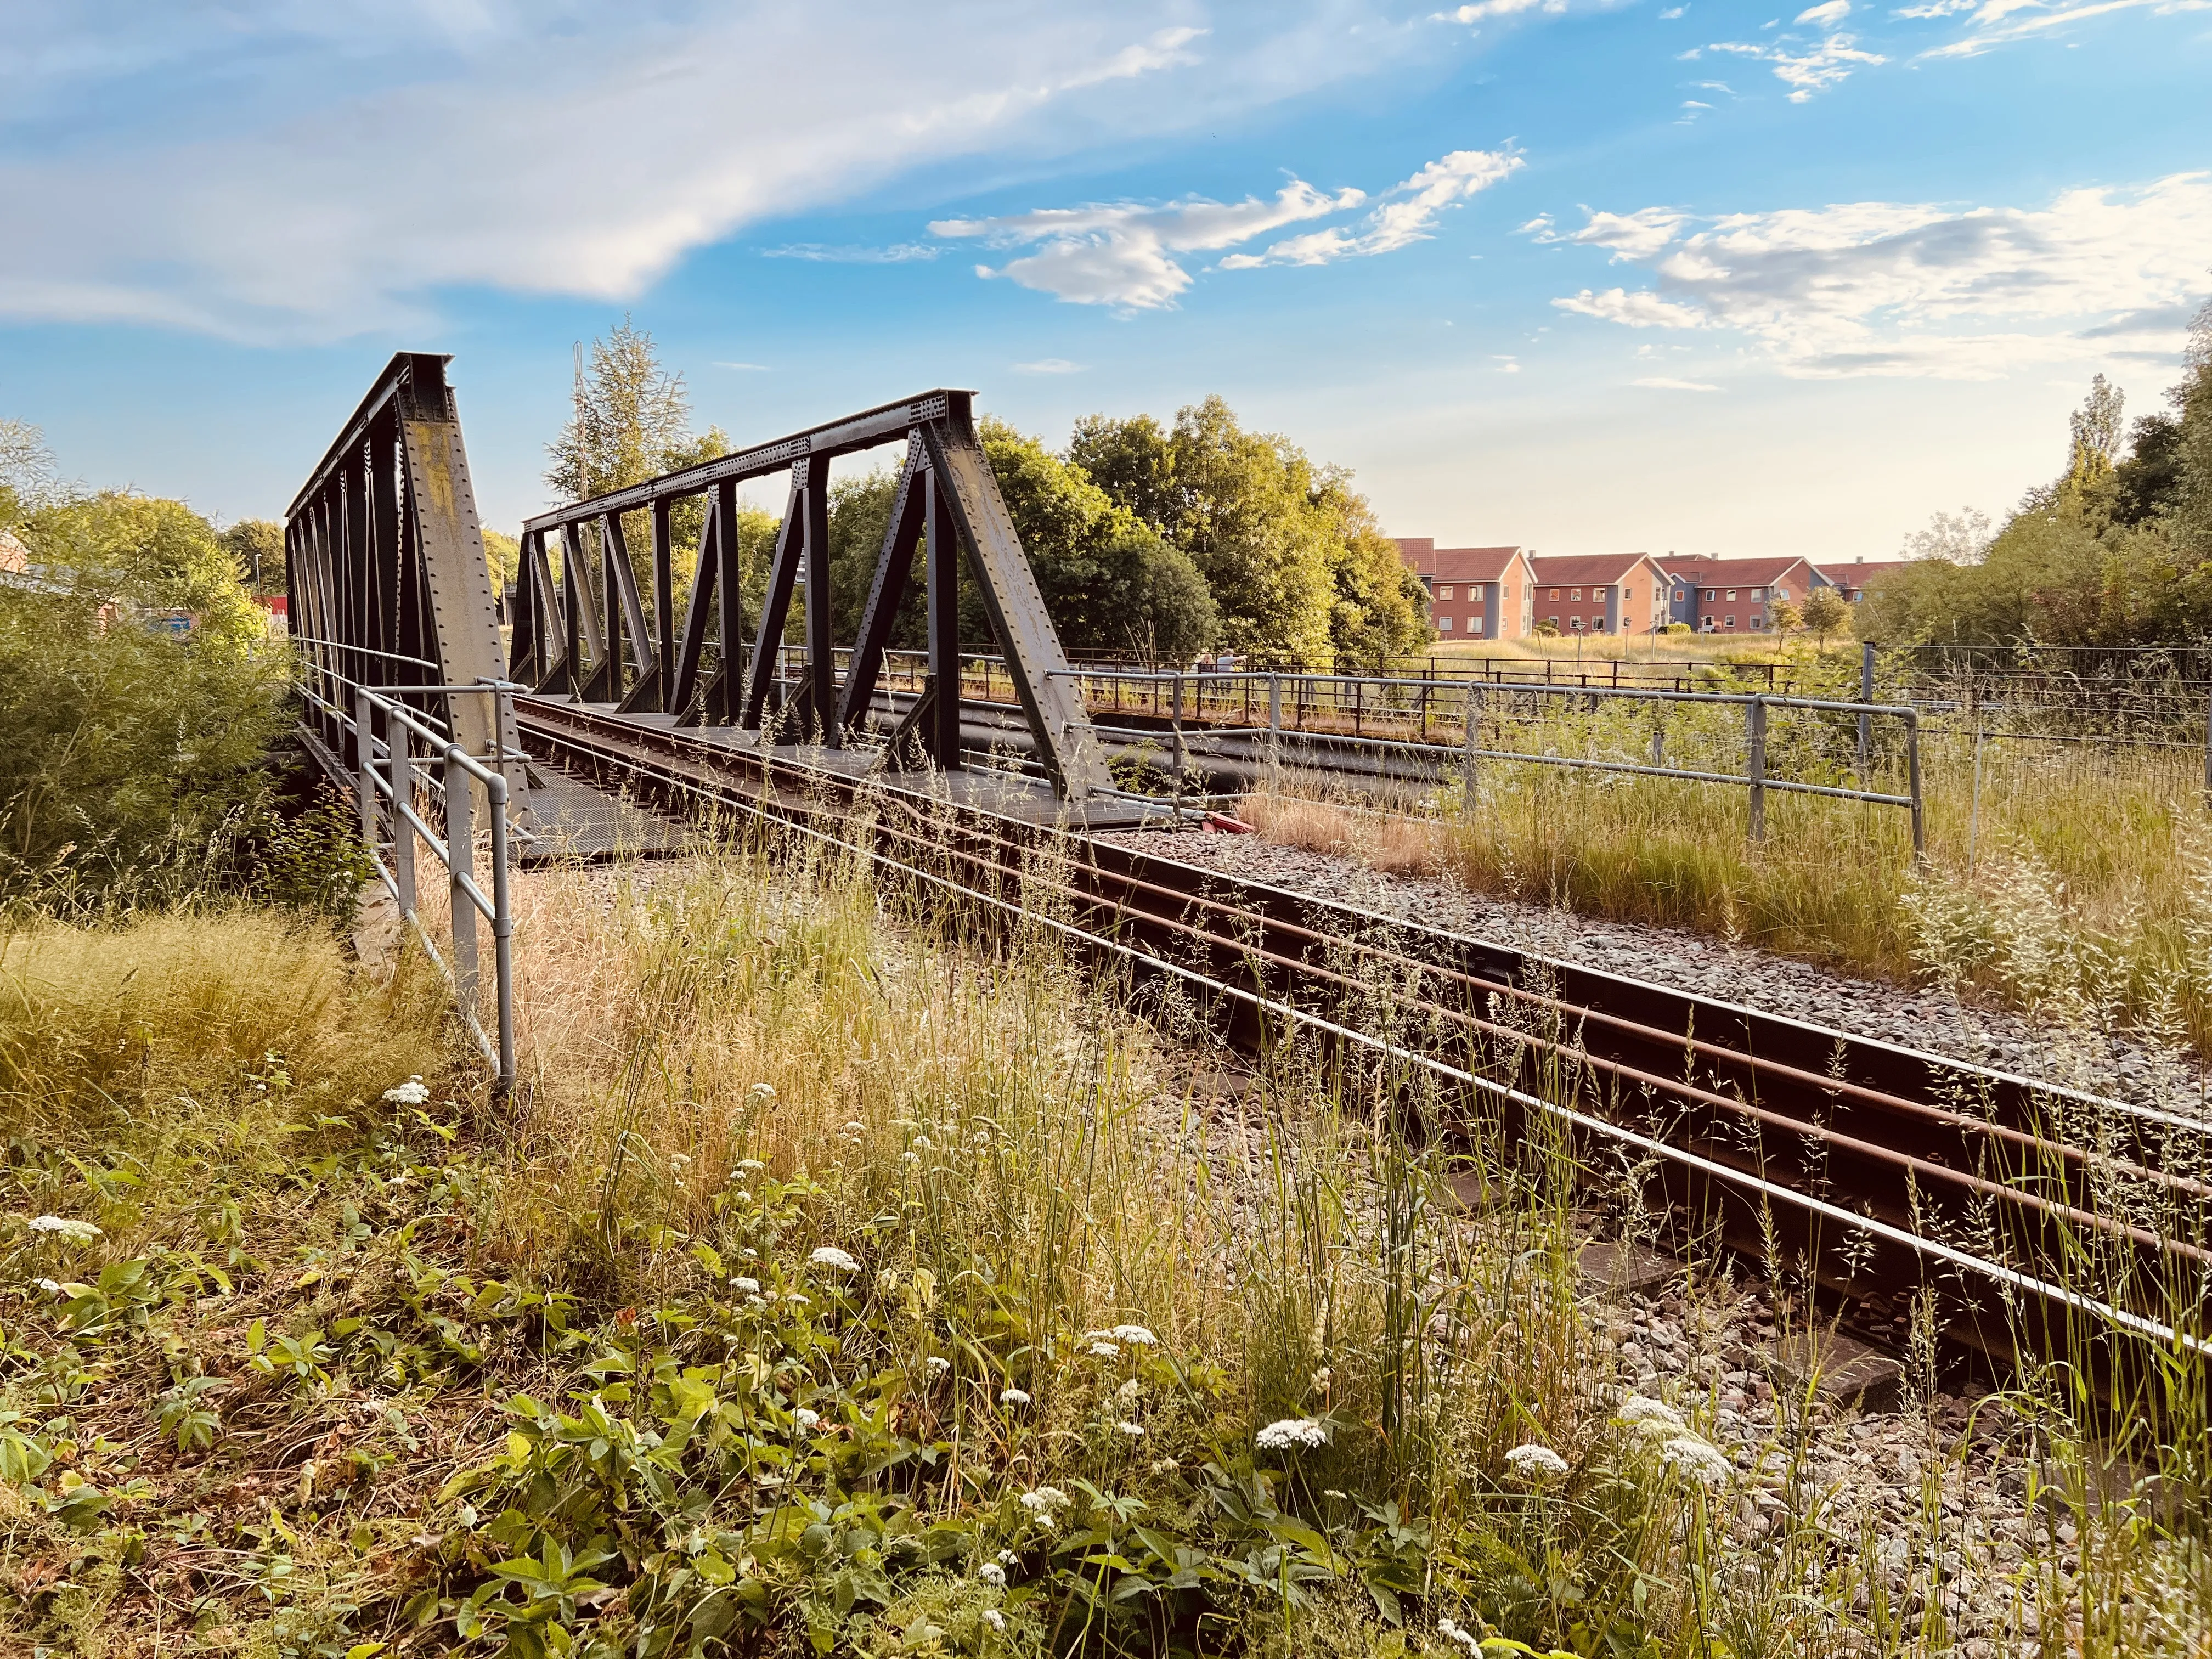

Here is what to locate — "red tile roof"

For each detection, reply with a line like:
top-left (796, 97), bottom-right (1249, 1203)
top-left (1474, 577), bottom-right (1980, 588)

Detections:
top-left (1657, 555), bottom-right (1815, 587)
top-left (1528, 552), bottom-right (1663, 588)
top-left (1393, 539), bottom-right (1528, 584)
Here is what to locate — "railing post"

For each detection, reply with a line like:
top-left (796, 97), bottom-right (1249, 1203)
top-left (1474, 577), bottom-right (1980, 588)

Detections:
top-left (446, 747), bottom-right (479, 1009)
top-left (1267, 673), bottom-right (1283, 785)
top-left (487, 769), bottom-right (515, 1097)
top-left (1859, 641), bottom-right (1875, 781)
top-left (390, 716), bottom-right (416, 915)
top-left (1171, 670), bottom-right (1187, 787)
top-left (1651, 706), bottom-right (1666, 769)
top-left (1463, 684), bottom-right (1482, 814)
top-left (1747, 696), bottom-right (1768, 842)
top-left (354, 685), bottom-right (377, 853)
top-left (1906, 713), bottom-right (1925, 857)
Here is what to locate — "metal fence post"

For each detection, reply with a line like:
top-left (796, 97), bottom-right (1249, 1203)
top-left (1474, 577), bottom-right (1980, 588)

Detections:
top-left (487, 770), bottom-right (515, 1096)
top-left (354, 685), bottom-right (377, 852)
top-left (390, 717), bottom-right (416, 915)
top-left (1463, 684), bottom-right (1482, 814)
top-left (1906, 713), bottom-right (1925, 857)
top-left (1267, 673), bottom-right (1282, 784)
top-left (1650, 707), bottom-right (1666, 769)
top-left (1858, 641), bottom-right (1875, 781)
top-left (1170, 670), bottom-right (1186, 786)
top-left (1746, 696), bottom-right (1768, 841)
top-left (445, 747), bottom-right (479, 1009)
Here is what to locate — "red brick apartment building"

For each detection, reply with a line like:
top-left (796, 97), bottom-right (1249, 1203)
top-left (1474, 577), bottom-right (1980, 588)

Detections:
top-left (1814, 557), bottom-right (1917, 604)
top-left (1658, 555), bottom-right (1827, 631)
top-left (1526, 553), bottom-right (1672, 636)
top-left (1391, 539), bottom-right (1536, 640)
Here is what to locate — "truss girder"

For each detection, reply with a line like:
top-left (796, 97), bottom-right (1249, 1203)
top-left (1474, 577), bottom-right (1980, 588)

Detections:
top-left (286, 353), bottom-right (512, 789)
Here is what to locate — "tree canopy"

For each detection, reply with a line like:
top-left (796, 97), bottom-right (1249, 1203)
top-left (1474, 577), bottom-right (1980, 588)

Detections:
top-left (1861, 317), bottom-right (2212, 647)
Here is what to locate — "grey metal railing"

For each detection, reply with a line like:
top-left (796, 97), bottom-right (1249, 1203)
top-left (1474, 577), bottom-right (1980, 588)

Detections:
top-left (1048, 668), bottom-right (1925, 852)
top-left (296, 654), bottom-right (519, 1093)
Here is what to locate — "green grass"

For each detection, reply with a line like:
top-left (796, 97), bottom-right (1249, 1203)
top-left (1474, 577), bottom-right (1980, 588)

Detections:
top-left (0, 842), bottom-right (2204, 1656)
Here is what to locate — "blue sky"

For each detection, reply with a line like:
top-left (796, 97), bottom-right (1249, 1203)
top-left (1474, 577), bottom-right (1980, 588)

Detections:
top-left (1, 0), bottom-right (2204, 560)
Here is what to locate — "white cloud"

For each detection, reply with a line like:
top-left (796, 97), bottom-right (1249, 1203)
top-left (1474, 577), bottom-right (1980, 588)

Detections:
top-left (0, 7), bottom-right (1420, 342)
top-left (1221, 148), bottom-right (1523, 270)
top-left (1536, 172), bottom-right (2212, 378)
top-left (1633, 376), bottom-right (1724, 390)
top-left (761, 243), bottom-right (939, 263)
top-left (1433, 0), bottom-right (1570, 21)
top-left (1493, 354), bottom-right (1522, 372)
top-left (714, 361), bottom-right (771, 371)
top-left (1659, 5), bottom-right (1688, 16)
top-left (1902, 0), bottom-right (2209, 55)
top-left (938, 146), bottom-right (1519, 308)
top-left (1011, 358), bottom-right (1086, 374)
top-left (1795, 0), bottom-right (1852, 22)
top-left (1554, 287), bottom-right (1709, 326)
top-left (1704, 32), bottom-right (1887, 97)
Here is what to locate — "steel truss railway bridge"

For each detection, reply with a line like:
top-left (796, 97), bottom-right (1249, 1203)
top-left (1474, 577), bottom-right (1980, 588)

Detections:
top-left (286, 356), bottom-right (2207, 1395)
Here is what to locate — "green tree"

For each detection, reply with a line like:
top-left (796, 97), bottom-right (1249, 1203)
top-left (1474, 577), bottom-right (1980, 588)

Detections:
top-left (1800, 586), bottom-right (1849, 647)
top-left (23, 493), bottom-right (263, 652)
top-left (1074, 398), bottom-right (1421, 664)
top-left (543, 318), bottom-right (730, 622)
top-left (222, 518), bottom-right (287, 595)
top-left (975, 420), bottom-right (1216, 664)
top-left (482, 528), bottom-right (522, 594)
top-left (1, 419), bottom-right (59, 528)
top-left (2172, 297), bottom-right (2212, 558)
top-left (1767, 596), bottom-right (1803, 636)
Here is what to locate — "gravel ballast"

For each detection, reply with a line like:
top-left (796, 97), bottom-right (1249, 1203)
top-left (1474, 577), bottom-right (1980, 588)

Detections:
top-left (1098, 826), bottom-right (2209, 1115)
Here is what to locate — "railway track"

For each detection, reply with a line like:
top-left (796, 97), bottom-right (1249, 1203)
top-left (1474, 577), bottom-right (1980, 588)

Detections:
top-left (513, 695), bottom-right (2211, 1385)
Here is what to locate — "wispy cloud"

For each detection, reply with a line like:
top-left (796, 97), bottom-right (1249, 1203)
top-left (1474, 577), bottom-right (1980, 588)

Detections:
top-left (1536, 172), bottom-right (2212, 377)
top-left (1915, 0), bottom-right (2212, 54)
top-left (933, 146), bottom-right (1521, 309)
top-left (1633, 376), bottom-right (1724, 390)
top-left (1701, 31), bottom-right (1886, 98)
top-left (761, 243), bottom-right (939, 263)
top-left (0, 10), bottom-right (1421, 342)
top-left (1011, 358), bottom-right (1086, 373)
top-left (714, 361), bottom-right (771, 371)
top-left (1432, 0), bottom-right (1570, 23)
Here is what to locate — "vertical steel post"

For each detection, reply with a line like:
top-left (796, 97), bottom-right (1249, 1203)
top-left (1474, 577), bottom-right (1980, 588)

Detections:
top-left (1859, 641), bottom-right (1875, 781)
top-left (354, 685), bottom-right (377, 850)
top-left (1463, 683), bottom-right (1482, 814)
top-left (1906, 714), bottom-right (1925, 856)
top-left (1651, 707), bottom-right (1666, 769)
top-left (802, 465), bottom-right (836, 746)
top-left (924, 469), bottom-right (962, 769)
top-left (391, 716), bottom-right (416, 915)
top-left (1171, 670), bottom-right (1187, 786)
top-left (446, 747), bottom-right (479, 1008)
top-left (1267, 673), bottom-right (1283, 784)
top-left (1747, 696), bottom-right (1768, 842)
top-left (487, 767), bottom-right (515, 1096)
top-left (652, 498), bottom-right (674, 711)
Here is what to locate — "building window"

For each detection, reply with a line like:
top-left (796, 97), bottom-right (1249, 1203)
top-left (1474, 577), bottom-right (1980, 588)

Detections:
top-left (1773, 586), bottom-right (1788, 602)
top-left (1725, 615), bottom-right (1736, 629)
top-left (1547, 616), bottom-right (1559, 629)
top-left (1549, 589), bottom-right (1560, 601)
top-left (1570, 588), bottom-right (1582, 601)
top-left (1674, 588), bottom-right (1686, 601)
top-left (1438, 616), bottom-right (1453, 631)
top-left (1703, 589), bottom-right (1716, 602)
top-left (1570, 617), bottom-right (1584, 631)
top-left (1439, 584), bottom-right (1453, 600)
top-left (1726, 589), bottom-right (1737, 601)
top-left (1752, 613), bottom-right (1764, 629)
top-left (1752, 587), bottom-right (1764, 601)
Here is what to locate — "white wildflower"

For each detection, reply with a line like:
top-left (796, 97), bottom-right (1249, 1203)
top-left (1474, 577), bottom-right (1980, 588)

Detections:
top-left (751, 1084), bottom-right (776, 1099)
top-left (912, 1135), bottom-right (933, 1151)
top-left (1115, 1379), bottom-right (1141, 1402)
top-left (669, 1153), bottom-right (690, 1169)
top-left (32, 1277), bottom-right (64, 1295)
top-left (736, 1158), bottom-right (767, 1173)
top-left (1254, 1418), bottom-right (1329, 1452)
top-left (1018, 1487), bottom-right (1071, 1519)
top-left (782, 1293), bottom-right (811, 1307)
top-left (995, 1549), bottom-right (1018, 1566)
top-left (1115, 1419), bottom-right (1145, 1437)
top-left (1435, 1615), bottom-right (1483, 1654)
top-left (1087, 1324), bottom-right (1156, 1347)
top-left (902, 1152), bottom-right (921, 1165)
top-left (1505, 1443), bottom-right (1570, 1481)
top-left (1616, 1395), bottom-right (1686, 1434)
top-left (729, 1190), bottom-right (753, 1206)
top-left (1087, 1341), bottom-right (1120, 1359)
top-left (382, 1077), bottom-right (431, 1105)
top-left (808, 1246), bottom-right (861, 1274)
top-left (741, 1247), bottom-right (758, 1259)
top-left (999, 1388), bottom-right (1032, 1407)
top-left (793, 1408), bottom-right (821, 1430)
top-left (926, 1356), bottom-right (951, 1374)
top-left (978, 1562), bottom-right (1007, 1588)
top-left (981, 1609), bottom-right (1006, 1632)
top-left (1662, 1436), bottom-right (1733, 1487)
top-left (26, 1216), bottom-right (101, 1244)
top-left (1323, 1488), bottom-right (1347, 1500)
top-left (730, 1277), bottom-right (760, 1295)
